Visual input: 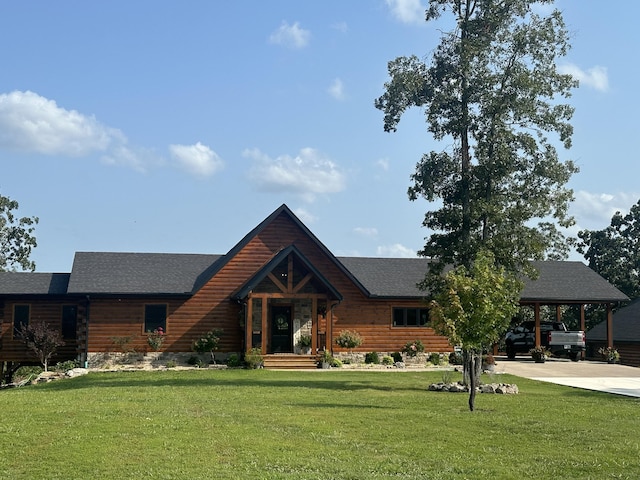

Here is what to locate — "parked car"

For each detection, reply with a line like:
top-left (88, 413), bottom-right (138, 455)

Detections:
top-left (504, 321), bottom-right (585, 361)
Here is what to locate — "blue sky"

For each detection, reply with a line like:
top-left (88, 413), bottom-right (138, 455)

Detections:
top-left (1, 1), bottom-right (638, 273)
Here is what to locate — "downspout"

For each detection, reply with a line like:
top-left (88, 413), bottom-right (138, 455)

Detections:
top-left (83, 295), bottom-right (90, 369)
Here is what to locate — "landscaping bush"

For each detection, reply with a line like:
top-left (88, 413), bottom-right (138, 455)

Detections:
top-left (335, 330), bottom-right (363, 351)
top-left (331, 358), bottom-right (343, 368)
top-left (226, 353), bottom-right (241, 367)
top-left (244, 348), bottom-right (263, 369)
top-left (391, 351), bottom-right (403, 363)
top-left (13, 366), bottom-right (43, 383)
top-left (429, 352), bottom-right (441, 365)
top-left (382, 355), bottom-right (394, 366)
top-left (449, 351), bottom-right (463, 365)
top-left (53, 360), bottom-right (79, 372)
top-left (364, 351), bottom-right (380, 364)
top-left (402, 339), bottom-right (424, 357)
top-left (165, 360), bottom-right (177, 368)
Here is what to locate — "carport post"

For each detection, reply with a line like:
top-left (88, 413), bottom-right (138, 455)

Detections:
top-left (580, 304), bottom-right (586, 360)
top-left (534, 303), bottom-right (541, 347)
top-left (606, 303), bottom-right (614, 349)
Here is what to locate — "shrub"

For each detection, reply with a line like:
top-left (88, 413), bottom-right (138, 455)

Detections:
top-left (297, 335), bottom-right (312, 349)
top-left (244, 348), bottom-right (264, 369)
top-left (192, 329), bottom-right (224, 363)
top-left (13, 366), bottom-right (43, 384)
top-left (17, 321), bottom-right (65, 371)
top-left (382, 355), bottom-right (394, 366)
top-left (428, 352), bottom-right (441, 365)
top-left (165, 360), bottom-right (177, 368)
top-left (402, 339), bottom-right (424, 357)
top-left (331, 358), bottom-right (343, 368)
top-left (365, 351), bottom-right (380, 364)
top-left (335, 330), bottom-right (363, 351)
top-left (226, 353), bottom-right (241, 367)
top-left (391, 351), bottom-right (403, 363)
top-left (146, 327), bottom-right (166, 352)
top-left (187, 355), bottom-right (205, 368)
top-left (110, 336), bottom-right (134, 353)
top-left (449, 351), bottom-right (463, 365)
top-left (53, 360), bottom-right (79, 372)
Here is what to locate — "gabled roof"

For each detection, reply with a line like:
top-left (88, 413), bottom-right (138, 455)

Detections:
top-left (520, 261), bottom-right (629, 303)
top-left (66, 252), bottom-right (222, 295)
top-left (233, 245), bottom-right (342, 301)
top-left (0, 272), bottom-right (70, 295)
top-left (588, 298), bottom-right (640, 342)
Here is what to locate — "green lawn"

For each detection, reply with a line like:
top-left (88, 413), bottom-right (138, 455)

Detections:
top-left (1, 369), bottom-right (638, 479)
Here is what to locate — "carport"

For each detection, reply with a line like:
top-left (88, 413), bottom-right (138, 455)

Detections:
top-left (518, 261), bottom-right (629, 349)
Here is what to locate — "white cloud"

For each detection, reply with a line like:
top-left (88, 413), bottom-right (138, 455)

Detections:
top-left (328, 78), bottom-right (345, 100)
top-left (376, 243), bottom-right (416, 258)
top-left (331, 21), bottom-right (348, 33)
top-left (376, 158), bottom-right (390, 171)
top-left (269, 21), bottom-right (310, 49)
top-left (0, 90), bottom-right (157, 172)
top-left (571, 190), bottom-right (639, 230)
top-left (558, 64), bottom-right (609, 92)
top-left (354, 227), bottom-right (378, 237)
top-left (244, 147), bottom-right (346, 202)
top-left (0, 90), bottom-right (121, 157)
top-left (385, 0), bottom-right (425, 25)
top-left (169, 142), bottom-right (223, 177)
top-left (293, 207), bottom-right (317, 224)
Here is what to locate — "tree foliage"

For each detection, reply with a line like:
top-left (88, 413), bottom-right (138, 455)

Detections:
top-left (429, 250), bottom-right (522, 410)
top-left (375, 0), bottom-right (577, 283)
top-left (0, 194), bottom-right (39, 272)
top-left (17, 321), bottom-right (65, 372)
top-left (577, 198), bottom-right (640, 299)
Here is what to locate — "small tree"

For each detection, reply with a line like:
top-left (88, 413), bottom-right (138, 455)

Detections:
top-left (429, 251), bottom-right (522, 411)
top-left (192, 329), bottom-right (223, 364)
top-left (17, 321), bottom-right (65, 372)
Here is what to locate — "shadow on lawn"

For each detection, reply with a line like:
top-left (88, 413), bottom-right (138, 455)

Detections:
top-left (33, 370), bottom-right (433, 394)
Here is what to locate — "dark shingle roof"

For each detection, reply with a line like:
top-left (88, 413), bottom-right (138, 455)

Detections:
top-left (0, 272), bottom-right (70, 295)
top-left (337, 257), bottom-right (430, 298)
top-left (587, 298), bottom-right (640, 342)
top-left (521, 261), bottom-right (629, 303)
top-left (66, 252), bottom-right (222, 295)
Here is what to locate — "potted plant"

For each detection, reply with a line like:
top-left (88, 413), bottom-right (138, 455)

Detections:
top-left (598, 346), bottom-right (620, 364)
top-left (529, 346), bottom-right (549, 363)
top-left (297, 334), bottom-right (312, 354)
top-left (320, 349), bottom-right (333, 369)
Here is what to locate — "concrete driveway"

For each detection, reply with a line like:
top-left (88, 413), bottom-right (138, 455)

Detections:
top-left (494, 356), bottom-right (640, 398)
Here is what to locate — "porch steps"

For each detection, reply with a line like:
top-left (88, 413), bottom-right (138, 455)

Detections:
top-left (262, 354), bottom-right (318, 370)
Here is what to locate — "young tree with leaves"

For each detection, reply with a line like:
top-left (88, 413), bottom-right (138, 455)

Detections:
top-left (0, 194), bottom-right (39, 271)
top-left (429, 250), bottom-right (521, 411)
top-left (375, 0), bottom-right (577, 283)
top-left (577, 199), bottom-right (640, 299)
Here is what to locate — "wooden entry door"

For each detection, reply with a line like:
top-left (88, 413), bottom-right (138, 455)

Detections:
top-left (270, 305), bottom-right (292, 353)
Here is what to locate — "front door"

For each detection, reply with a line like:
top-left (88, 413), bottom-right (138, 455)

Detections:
top-left (270, 305), bottom-right (292, 353)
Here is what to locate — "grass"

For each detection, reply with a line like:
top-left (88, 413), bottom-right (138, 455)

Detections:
top-left (1, 369), bottom-right (638, 479)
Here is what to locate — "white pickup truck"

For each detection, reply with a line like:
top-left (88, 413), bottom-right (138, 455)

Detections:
top-left (504, 321), bottom-right (585, 361)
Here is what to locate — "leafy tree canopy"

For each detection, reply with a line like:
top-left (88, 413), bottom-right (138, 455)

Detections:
top-left (375, 0), bottom-right (578, 284)
top-left (0, 194), bottom-right (39, 272)
top-left (577, 198), bottom-right (640, 299)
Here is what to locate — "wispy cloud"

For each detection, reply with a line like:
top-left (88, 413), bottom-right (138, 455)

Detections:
top-left (328, 78), bottom-right (346, 100)
top-left (244, 147), bottom-right (346, 202)
top-left (571, 190), bottom-right (639, 230)
top-left (385, 0), bottom-right (425, 25)
top-left (293, 207), bottom-right (317, 224)
top-left (331, 21), bottom-right (348, 33)
top-left (169, 142), bottom-right (223, 177)
top-left (354, 227), bottom-right (378, 237)
top-left (269, 21), bottom-right (310, 49)
top-left (376, 243), bottom-right (416, 258)
top-left (559, 64), bottom-right (609, 92)
top-left (376, 158), bottom-right (390, 171)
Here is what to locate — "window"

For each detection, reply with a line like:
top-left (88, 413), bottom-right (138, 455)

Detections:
top-left (393, 307), bottom-right (429, 327)
top-left (62, 305), bottom-right (77, 339)
top-left (144, 304), bottom-right (167, 332)
top-left (13, 304), bottom-right (30, 337)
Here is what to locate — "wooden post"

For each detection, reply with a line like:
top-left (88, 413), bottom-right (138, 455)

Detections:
top-left (261, 297), bottom-right (268, 354)
top-left (606, 303), bottom-right (614, 349)
top-left (555, 305), bottom-right (562, 322)
top-left (245, 298), bottom-right (253, 354)
top-left (311, 297), bottom-right (318, 354)
top-left (580, 304), bottom-right (586, 360)
top-left (534, 303), bottom-right (541, 347)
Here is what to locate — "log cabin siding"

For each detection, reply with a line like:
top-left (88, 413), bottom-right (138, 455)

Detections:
top-left (0, 298), bottom-right (80, 364)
